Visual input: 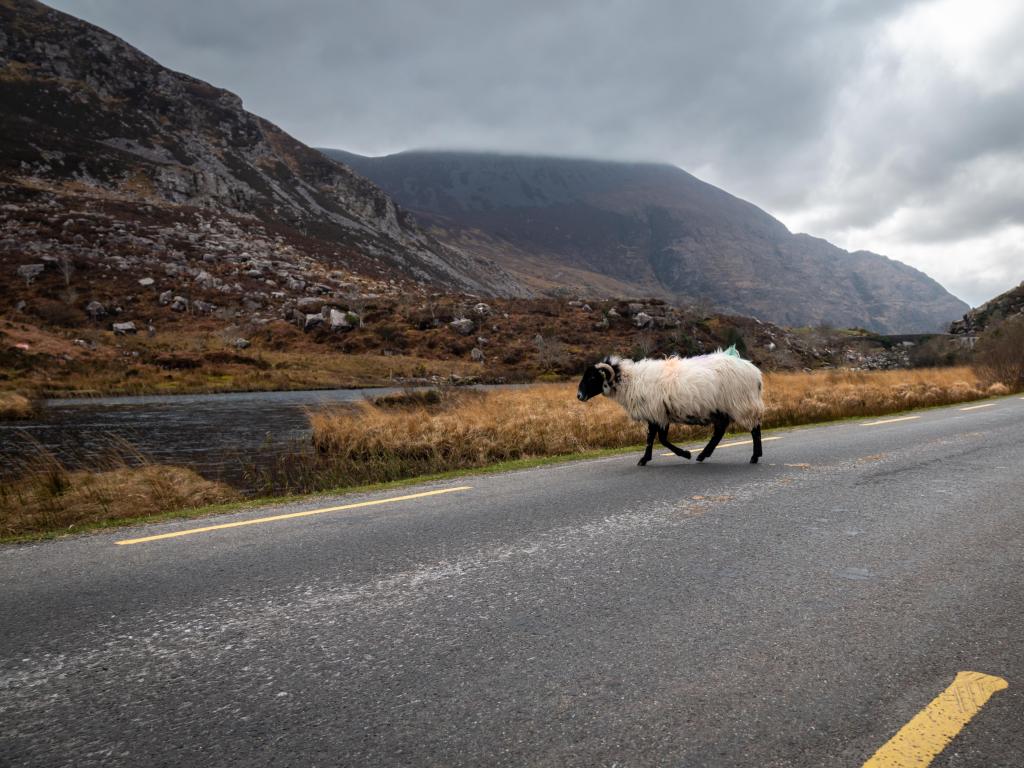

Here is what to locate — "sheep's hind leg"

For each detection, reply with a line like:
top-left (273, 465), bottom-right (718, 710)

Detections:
top-left (750, 425), bottom-right (763, 464)
top-left (638, 422), bottom-right (657, 466)
top-left (658, 426), bottom-right (691, 460)
top-left (696, 412), bottom-right (730, 462)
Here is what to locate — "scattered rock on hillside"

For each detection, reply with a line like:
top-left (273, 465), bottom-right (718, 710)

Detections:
top-left (112, 321), bottom-right (137, 335)
top-left (297, 297), bottom-right (324, 313)
top-left (17, 264), bottom-right (45, 283)
top-left (329, 308), bottom-right (359, 331)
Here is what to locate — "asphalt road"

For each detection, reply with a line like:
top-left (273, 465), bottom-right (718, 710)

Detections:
top-left (3, 396), bottom-right (1024, 767)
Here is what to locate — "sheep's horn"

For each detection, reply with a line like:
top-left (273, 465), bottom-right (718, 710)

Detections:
top-left (596, 362), bottom-right (615, 381)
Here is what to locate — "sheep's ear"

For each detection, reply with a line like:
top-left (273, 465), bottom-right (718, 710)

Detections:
top-left (596, 362), bottom-right (614, 382)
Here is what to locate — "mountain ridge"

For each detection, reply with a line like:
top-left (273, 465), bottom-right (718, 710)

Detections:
top-left (321, 148), bottom-right (968, 333)
top-left (0, 0), bottom-right (523, 297)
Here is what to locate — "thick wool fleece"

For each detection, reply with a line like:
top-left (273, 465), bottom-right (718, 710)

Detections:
top-left (608, 352), bottom-right (764, 430)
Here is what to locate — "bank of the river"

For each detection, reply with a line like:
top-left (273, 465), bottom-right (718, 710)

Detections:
top-left (0, 384), bottom-right (457, 487)
top-left (1, 366), bottom-right (1013, 541)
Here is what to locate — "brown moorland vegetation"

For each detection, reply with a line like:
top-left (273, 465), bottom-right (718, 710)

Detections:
top-left (0, 452), bottom-right (237, 538)
top-left (0, 391), bottom-right (34, 419)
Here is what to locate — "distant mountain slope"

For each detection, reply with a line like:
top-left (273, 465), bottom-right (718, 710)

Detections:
top-left (950, 281), bottom-right (1024, 336)
top-left (0, 0), bottom-right (523, 296)
top-left (321, 149), bottom-right (969, 333)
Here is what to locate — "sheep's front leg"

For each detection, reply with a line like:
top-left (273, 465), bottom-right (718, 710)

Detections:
top-left (696, 412), bottom-right (730, 462)
top-left (658, 426), bottom-right (691, 460)
top-left (638, 422), bottom-right (657, 466)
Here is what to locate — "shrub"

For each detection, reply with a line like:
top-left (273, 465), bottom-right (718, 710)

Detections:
top-left (973, 315), bottom-right (1024, 388)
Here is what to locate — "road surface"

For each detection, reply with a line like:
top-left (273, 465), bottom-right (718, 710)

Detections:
top-left (3, 396), bottom-right (1024, 767)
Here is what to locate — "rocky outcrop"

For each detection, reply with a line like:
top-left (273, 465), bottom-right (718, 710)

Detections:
top-left (0, 0), bottom-right (525, 298)
top-left (950, 282), bottom-right (1024, 337)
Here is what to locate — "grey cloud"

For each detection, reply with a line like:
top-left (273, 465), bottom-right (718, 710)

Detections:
top-left (45, 0), bottom-right (1024, 304)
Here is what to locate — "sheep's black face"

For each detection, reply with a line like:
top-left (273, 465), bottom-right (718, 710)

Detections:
top-left (577, 365), bottom-right (606, 401)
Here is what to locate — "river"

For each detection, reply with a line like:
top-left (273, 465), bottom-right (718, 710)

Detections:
top-left (0, 386), bottom-right (424, 489)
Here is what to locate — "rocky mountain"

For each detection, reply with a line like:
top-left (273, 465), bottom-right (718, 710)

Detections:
top-left (321, 149), bottom-right (969, 333)
top-left (0, 0), bottom-right (523, 300)
top-left (950, 281), bottom-right (1024, 338)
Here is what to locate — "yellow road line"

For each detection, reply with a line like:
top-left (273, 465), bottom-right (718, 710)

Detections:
top-left (861, 415), bottom-right (921, 427)
top-left (115, 486), bottom-right (473, 545)
top-left (662, 436), bottom-right (781, 457)
top-left (960, 403), bottom-right (995, 411)
top-left (863, 671), bottom-right (1008, 768)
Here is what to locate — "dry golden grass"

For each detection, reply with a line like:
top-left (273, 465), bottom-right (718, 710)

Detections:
top-left (763, 366), bottom-right (994, 426)
top-left (28, 350), bottom-right (480, 398)
top-left (0, 392), bottom-right (34, 420)
top-left (308, 366), bottom-right (999, 487)
top-left (0, 458), bottom-right (238, 538)
top-left (1, 318), bottom-right (483, 397)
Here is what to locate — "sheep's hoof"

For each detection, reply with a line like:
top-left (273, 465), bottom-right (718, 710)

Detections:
top-left (681, 450), bottom-right (692, 460)
top-left (696, 453), bottom-right (708, 463)
top-left (637, 457), bottom-right (650, 466)
top-left (750, 456), bottom-right (759, 464)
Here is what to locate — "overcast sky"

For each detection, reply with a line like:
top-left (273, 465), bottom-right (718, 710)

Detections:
top-left (50, 0), bottom-right (1024, 306)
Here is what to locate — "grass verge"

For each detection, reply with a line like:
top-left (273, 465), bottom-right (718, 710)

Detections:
top-left (0, 452), bottom-right (237, 540)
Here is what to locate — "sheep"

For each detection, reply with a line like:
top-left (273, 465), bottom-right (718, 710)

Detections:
top-left (576, 345), bottom-right (765, 465)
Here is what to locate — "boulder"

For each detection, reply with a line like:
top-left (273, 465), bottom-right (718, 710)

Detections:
top-left (158, 290), bottom-right (173, 305)
top-left (296, 296), bottom-right (323, 313)
top-left (170, 296), bottom-right (189, 312)
top-left (233, 338), bottom-right (251, 349)
top-left (111, 321), bottom-right (137, 335)
top-left (138, 277), bottom-right (155, 287)
top-left (16, 264), bottom-right (45, 283)
top-left (328, 308), bottom-right (356, 331)
top-left (303, 313), bottom-right (323, 332)
top-left (473, 302), bottom-right (492, 317)
top-left (634, 312), bottom-right (654, 328)
top-left (470, 347), bottom-right (485, 362)
top-left (85, 300), bottom-right (106, 319)
top-left (194, 270), bottom-right (218, 288)
top-left (449, 318), bottom-right (475, 335)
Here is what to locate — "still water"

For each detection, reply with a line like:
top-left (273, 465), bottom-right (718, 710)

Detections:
top-left (0, 387), bottom-right (416, 487)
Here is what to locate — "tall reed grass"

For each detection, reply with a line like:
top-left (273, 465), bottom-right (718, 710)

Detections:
top-left (0, 438), bottom-right (237, 538)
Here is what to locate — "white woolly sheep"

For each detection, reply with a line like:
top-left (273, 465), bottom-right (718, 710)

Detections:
top-left (576, 346), bottom-right (765, 465)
